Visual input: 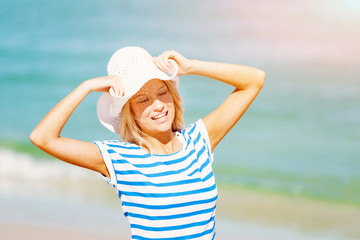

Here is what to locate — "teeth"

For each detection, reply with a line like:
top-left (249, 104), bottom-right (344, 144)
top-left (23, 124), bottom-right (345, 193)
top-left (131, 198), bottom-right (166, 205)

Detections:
top-left (152, 112), bottom-right (167, 120)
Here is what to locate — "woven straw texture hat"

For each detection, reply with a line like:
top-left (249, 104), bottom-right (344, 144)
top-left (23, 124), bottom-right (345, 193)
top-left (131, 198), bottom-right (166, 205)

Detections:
top-left (97, 46), bottom-right (179, 134)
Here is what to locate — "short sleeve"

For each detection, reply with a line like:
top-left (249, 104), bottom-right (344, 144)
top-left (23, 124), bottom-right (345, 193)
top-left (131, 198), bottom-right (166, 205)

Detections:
top-left (92, 140), bottom-right (117, 187)
top-left (196, 119), bottom-right (215, 164)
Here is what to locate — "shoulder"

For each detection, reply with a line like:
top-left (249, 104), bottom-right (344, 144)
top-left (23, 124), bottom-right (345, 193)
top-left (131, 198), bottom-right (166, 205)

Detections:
top-left (181, 120), bottom-right (212, 152)
top-left (182, 119), bottom-right (209, 140)
top-left (181, 119), bottom-right (214, 163)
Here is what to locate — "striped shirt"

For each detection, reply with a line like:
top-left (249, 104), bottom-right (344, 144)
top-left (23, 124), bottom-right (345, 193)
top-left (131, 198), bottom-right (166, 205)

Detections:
top-left (94, 119), bottom-right (217, 240)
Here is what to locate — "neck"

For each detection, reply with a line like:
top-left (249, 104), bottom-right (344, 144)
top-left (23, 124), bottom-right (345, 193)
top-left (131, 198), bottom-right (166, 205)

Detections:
top-left (142, 130), bottom-right (181, 155)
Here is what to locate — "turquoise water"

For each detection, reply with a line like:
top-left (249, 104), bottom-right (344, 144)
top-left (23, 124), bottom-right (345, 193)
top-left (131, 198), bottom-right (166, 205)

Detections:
top-left (1, 0), bottom-right (360, 206)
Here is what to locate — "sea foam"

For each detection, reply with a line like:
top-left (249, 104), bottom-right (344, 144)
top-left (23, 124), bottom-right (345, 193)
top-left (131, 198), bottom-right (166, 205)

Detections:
top-left (0, 148), bottom-right (104, 198)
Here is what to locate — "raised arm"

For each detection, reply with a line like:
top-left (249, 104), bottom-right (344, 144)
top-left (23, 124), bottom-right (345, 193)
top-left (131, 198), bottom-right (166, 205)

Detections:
top-left (153, 50), bottom-right (265, 152)
top-left (189, 60), bottom-right (265, 151)
top-left (30, 75), bottom-right (124, 177)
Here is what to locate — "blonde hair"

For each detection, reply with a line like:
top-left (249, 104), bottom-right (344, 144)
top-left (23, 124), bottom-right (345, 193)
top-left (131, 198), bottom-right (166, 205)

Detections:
top-left (119, 80), bottom-right (184, 147)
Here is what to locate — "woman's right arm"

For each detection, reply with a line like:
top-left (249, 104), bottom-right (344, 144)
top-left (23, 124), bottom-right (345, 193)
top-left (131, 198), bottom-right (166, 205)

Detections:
top-left (30, 75), bottom-right (123, 178)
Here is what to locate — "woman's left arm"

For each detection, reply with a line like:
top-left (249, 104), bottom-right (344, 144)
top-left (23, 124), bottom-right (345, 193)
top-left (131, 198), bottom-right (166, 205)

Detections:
top-left (153, 51), bottom-right (266, 152)
top-left (188, 60), bottom-right (265, 151)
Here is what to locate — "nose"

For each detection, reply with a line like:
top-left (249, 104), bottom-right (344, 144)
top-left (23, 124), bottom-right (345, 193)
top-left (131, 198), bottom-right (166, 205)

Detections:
top-left (151, 99), bottom-right (165, 111)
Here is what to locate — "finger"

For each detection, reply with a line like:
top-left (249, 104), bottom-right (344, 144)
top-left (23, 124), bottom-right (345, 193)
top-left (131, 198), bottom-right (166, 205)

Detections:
top-left (153, 56), bottom-right (168, 72)
top-left (105, 75), bottom-right (117, 96)
top-left (167, 50), bottom-right (176, 60)
top-left (117, 78), bottom-right (124, 97)
top-left (113, 75), bottom-right (124, 97)
top-left (158, 52), bottom-right (172, 71)
top-left (152, 56), bottom-right (161, 70)
top-left (164, 50), bottom-right (178, 69)
top-left (111, 84), bottom-right (119, 97)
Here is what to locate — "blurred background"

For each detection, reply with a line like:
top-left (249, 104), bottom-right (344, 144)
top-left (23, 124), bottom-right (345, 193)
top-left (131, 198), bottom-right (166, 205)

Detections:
top-left (1, 0), bottom-right (359, 239)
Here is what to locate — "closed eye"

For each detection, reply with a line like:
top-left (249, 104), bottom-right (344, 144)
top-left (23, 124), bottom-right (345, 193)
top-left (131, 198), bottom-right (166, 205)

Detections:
top-left (138, 98), bottom-right (149, 103)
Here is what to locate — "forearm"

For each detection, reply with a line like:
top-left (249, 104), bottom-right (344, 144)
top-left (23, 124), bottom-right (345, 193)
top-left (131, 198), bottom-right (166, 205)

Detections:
top-left (187, 59), bottom-right (265, 90)
top-left (30, 82), bottom-right (91, 147)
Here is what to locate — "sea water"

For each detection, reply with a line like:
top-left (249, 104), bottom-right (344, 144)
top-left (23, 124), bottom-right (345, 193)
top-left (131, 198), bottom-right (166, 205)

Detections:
top-left (1, 0), bottom-right (360, 235)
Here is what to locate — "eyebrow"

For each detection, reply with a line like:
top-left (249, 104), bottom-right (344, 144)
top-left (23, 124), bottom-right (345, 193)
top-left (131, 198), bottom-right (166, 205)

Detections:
top-left (133, 85), bottom-right (167, 100)
top-left (133, 93), bottom-right (145, 100)
top-left (158, 85), bottom-right (167, 91)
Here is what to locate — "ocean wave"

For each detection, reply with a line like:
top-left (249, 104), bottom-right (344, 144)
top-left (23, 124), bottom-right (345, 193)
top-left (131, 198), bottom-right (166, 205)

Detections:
top-left (0, 148), bottom-right (108, 198)
top-left (0, 148), bottom-right (92, 180)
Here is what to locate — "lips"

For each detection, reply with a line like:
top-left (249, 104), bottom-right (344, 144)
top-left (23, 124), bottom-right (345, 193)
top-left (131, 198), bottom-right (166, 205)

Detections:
top-left (151, 111), bottom-right (168, 120)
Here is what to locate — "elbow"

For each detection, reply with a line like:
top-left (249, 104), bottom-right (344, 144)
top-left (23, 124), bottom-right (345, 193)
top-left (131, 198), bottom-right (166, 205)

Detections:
top-left (29, 130), bottom-right (47, 148)
top-left (29, 130), bottom-right (40, 147)
top-left (256, 70), bottom-right (266, 89)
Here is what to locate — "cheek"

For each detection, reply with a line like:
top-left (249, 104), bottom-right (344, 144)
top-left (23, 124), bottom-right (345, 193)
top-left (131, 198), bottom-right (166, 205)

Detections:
top-left (130, 103), bottom-right (141, 120)
top-left (167, 97), bottom-right (175, 112)
top-left (131, 103), bottom-right (151, 122)
top-left (160, 93), bottom-right (173, 104)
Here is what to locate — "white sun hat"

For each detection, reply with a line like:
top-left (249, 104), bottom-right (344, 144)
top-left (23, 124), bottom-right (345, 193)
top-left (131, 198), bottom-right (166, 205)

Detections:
top-left (97, 46), bottom-right (179, 134)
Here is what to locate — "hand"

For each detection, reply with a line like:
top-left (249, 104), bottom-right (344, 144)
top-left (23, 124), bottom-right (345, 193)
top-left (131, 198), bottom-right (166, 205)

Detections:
top-left (84, 74), bottom-right (124, 97)
top-left (153, 50), bottom-right (192, 76)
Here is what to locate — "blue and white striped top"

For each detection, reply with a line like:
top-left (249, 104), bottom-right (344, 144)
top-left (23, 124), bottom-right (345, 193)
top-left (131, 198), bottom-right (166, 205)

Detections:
top-left (94, 119), bottom-right (217, 240)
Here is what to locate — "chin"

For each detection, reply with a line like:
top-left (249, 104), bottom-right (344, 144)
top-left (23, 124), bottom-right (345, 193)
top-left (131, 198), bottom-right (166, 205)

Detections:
top-left (151, 121), bottom-right (173, 134)
top-left (143, 117), bottom-right (174, 136)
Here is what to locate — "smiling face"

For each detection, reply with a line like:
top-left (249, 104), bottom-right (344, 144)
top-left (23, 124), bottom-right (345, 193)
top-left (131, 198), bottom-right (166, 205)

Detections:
top-left (129, 79), bottom-right (175, 137)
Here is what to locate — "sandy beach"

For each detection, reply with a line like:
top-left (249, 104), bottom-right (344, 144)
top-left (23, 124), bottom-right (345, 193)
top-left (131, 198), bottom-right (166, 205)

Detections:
top-left (0, 188), bottom-right (132, 240)
top-left (1, 180), bottom-right (359, 240)
top-left (0, 223), bottom-right (127, 240)
top-left (1, 149), bottom-right (360, 240)
top-left (217, 186), bottom-right (360, 239)
top-left (2, 190), bottom-right (359, 240)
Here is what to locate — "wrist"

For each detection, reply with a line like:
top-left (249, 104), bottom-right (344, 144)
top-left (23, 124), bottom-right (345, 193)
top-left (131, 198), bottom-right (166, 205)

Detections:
top-left (186, 59), bottom-right (205, 75)
top-left (185, 59), bottom-right (200, 75)
top-left (78, 80), bottom-right (93, 95)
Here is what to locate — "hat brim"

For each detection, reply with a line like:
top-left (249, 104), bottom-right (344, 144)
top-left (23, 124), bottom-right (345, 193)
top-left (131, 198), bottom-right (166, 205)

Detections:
top-left (97, 60), bottom-right (179, 134)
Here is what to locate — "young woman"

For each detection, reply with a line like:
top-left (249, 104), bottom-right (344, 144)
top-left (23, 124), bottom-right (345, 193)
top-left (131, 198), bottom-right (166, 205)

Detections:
top-left (30, 46), bottom-right (265, 239)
